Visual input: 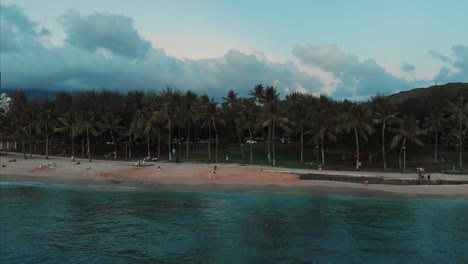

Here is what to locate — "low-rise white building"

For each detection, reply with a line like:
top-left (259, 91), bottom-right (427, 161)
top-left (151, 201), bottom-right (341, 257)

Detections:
top-left (0, 93), bottom-right (11, 115)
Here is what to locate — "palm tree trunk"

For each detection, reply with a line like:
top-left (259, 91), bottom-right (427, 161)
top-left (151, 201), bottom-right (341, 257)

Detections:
top-left (186, 122), bottom-right (190, 158)
top-left (382, 123), bottom-right (387, 170)
top-left (208, 121), bottom-right (212, 160)
top-left (29, 125), bottom-right (32, 158)
top-left (45, 127), bottom-right (49, 160)
top-left (434, 129), bottom-right (438, 164)
top-left (238, 133), bottom-right (244, 162)
top-left (168, 127), bottom-right (172, 161)
top-left (212, 119), bottom-right (218, 163)
top-left (398, 137), bottom-right (406, 169)
top-left (87, 127), bottom-right (91, 162)
top-left (459, 119), bottom-right (463, 168)
top-left (272, 120), bottom-right (276, 166)
top-left (147, 132), bottom-right (151, 158)
top-left (22, 140), bottom-right (26, 159)
top-left (354, 127), bottom-right (359, 169)
top-left (267, 123), bottom-right (271, 163)
top-left (248, 127), bottom-right (253, 164)
top-left (71, 130), bottom-right (75, 160)
top-left (111, 130), bottom-right (116, 159)
top-left (128, 136), bottom-right (132, 159)
top-left (321, 133), bottom-right (325, 166)
top-left (300, 126), bottom-right (304, 164)
top-left (157, 137), bottom-right (161, 159)
top-left (178, 126), bottom-right (181, 160)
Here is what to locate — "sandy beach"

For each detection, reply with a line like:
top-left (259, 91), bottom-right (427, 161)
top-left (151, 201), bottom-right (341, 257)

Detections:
top-left (1, 154), bottom-right (468, 199)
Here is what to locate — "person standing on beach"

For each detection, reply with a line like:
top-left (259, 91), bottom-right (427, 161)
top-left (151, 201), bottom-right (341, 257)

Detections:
top-left (208, 171), bottom-right (212, 180)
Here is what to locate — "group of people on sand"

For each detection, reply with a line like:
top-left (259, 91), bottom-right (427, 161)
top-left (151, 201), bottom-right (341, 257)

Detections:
top-left (416, 166), bottom-right (431, 181)
top-left (38, 162), bottom-right (56, 168)
top-left (208, 165), bottom-right (218, 180)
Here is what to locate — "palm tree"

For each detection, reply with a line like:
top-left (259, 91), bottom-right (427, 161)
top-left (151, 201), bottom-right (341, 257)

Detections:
top-left (286, 92), bottom-right (313, 164)
top-left (204, 99), bottom-right (225, 163)
top-left (235, 103), bottom-right (258, 164)
top-left (423, 112), bottom-right (445, 164)
top-left (79, 111), bottom-right (99, 162)
top-left (389, 115), bottom-right (425, 169)
top-left (307, 109), bottom-right (337, 166)
top-left (22, 105), bottom-right (37, 158)
top-left (135, 107), bottom-right (157, 159)
top-left (371, 94), bottom-right (399, 170)
top-left (126, 114), bottom-right (142, 159)
top-left (336, 103), bottom-right (374, 169)
top-left (182, 90), bottom-right (202, 158)
top-left (446, 96), bottom-right (468, 168)
top-left (36, 103), bottom-right (53, 159)
top-left (13, 125), bottom-right (28, 159)
top-left (262, 101), bottom-right (289, 166)
top-left (159, 102), bottom-right (175, 161)
top-left (98, 113), bottom-right (125, 159)
top-left (55, 112), bottom-right (81, 160)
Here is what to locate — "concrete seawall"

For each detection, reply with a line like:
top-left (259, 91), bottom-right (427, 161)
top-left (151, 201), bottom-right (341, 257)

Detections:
top-left (298, 173), bottom-right (468, 185)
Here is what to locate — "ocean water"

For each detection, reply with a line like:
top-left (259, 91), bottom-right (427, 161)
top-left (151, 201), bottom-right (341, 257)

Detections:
top-left (1, 181), bottom-right (467, 264)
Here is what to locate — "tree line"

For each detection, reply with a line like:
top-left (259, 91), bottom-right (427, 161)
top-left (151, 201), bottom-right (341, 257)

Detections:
top-left (1, 84), bottom-right (467, 170)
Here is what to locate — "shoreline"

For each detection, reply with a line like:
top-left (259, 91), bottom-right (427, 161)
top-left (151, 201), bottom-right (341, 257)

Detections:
top-left (1, 154), bottom-right (468, 199)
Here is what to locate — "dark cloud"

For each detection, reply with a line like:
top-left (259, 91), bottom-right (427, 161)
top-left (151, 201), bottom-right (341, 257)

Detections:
top-left (293, 44), bottom-right (417, 99)
top-left (401, 62), bottom-right (415, 73)
top-left (0, 7), bottom-right (323, 99)
top-left (0, 5), bottom-right (43, 53)
top-left (434, 45), bottom-right (468, 83)
top-left (0, 5), bottom-right (37, 33)
top-left (429, 50), bottom-right (452, 63)
top-left (58, 11), bottom-right (151, 59)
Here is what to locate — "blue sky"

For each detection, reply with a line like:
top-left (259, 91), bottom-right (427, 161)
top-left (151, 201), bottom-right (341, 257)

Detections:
top-left (1, 0), bottom-right (467, 100)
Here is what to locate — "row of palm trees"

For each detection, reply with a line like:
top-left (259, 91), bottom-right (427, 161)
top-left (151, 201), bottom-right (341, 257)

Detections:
top-left (1, 85), bottom-right (467, 169)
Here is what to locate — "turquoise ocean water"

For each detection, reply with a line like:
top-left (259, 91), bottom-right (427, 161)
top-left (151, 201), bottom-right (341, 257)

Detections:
top-left (1, 180), bottom-right (467, 263)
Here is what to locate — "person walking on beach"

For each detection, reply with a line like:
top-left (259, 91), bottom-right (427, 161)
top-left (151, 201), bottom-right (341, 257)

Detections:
top-left (208, 171), bottom-right (212, 180)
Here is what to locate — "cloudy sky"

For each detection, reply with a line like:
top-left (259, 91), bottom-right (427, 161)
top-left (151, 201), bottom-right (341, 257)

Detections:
top-left (1, 0), bottom-right (467, 100)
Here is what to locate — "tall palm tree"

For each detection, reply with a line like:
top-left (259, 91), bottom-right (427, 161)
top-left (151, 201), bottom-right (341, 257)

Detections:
top-left (423, 112), bottom-right (445, 164)
top-left (79, 111), bottom-right (99, 162)
top-left (389, 115), bottom-right (425, 169)
top-left (336, 103), bottom-right (374, 169)
top-left (135, 107), bottom-right (157, 159)
top-left (204, 99), bottom-right (225, 163)
top-left (98, 113), bottom-right (125, 159)
top-left (182, 90), bottom-right (201, 158)
top-left (262, 101), bottom-right (289, 166)
top-left (235, 103), bottom-right (258, 164)
top-left (371, 94), bottom-right (399, 170)
top-left (36, 104), bottom-right (53, 159)
top-left (159, 102), bottom-right (175, 161)
top-left (22, 105), bottom-right (38, 158)
top-left (307, 109), bottom-right (337, 166)
top-left (446, 96), bottom-right (468, 168)
top-left (286, 92), bottom-right (313, 164)
top-left (55, 112), bottom-right (81, 160)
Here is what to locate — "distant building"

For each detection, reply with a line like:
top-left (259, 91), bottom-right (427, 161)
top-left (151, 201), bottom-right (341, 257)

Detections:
top-left (0, 93), bottom-right (11, 115)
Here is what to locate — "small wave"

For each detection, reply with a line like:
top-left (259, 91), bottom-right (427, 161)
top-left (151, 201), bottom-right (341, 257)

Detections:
top-left (0, 181), bottom-right (144, 192)
top-left (0, 181), bottom-right (67, 189)
top-left (83, 185), bottom-right (144, 191)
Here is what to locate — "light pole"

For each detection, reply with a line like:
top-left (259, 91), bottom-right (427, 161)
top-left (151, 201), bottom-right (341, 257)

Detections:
top-left (403, 146), bottom-right (406, 173)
